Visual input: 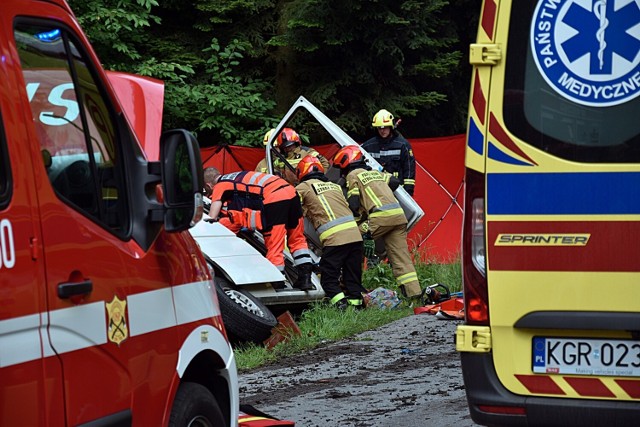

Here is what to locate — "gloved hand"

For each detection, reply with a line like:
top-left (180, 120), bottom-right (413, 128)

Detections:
top-left (404, 184), bottom-right (414, 197)
top-left (273, 158), bottom-right (285, 170)
top-left (362, 232), bottom-right (375, 259)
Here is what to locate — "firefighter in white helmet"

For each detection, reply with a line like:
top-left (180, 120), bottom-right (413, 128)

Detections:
top-left (332, 145), bottom-right (422, 299)
top-left (361, 109), bottom-right (416, 196)
top-left (293, 155), bottom-right (367, 309)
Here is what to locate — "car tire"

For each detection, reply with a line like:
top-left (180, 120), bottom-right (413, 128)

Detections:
top-left (168, 382), bottom-right (225, 427)
top-left (214, 275), bottom-right (278, 345)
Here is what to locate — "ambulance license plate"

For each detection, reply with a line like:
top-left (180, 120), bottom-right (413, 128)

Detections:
top-left (532, 337), bottom-right (640, 377)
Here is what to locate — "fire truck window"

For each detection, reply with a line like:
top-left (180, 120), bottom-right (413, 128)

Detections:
top-left (14, 23), bottom-right (129, 233)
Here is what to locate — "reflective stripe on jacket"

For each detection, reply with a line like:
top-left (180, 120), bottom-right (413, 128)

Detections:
top-left (296, 178), bottom-right (362, 246)
top-left (346, 168), bottom-right (407, 227)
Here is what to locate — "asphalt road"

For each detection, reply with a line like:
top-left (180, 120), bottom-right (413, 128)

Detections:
top-left (239, 313), bottom-right (480, 427)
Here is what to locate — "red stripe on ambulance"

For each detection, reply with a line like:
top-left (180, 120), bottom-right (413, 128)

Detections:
top-left (564, 377), bottom-right (616, 398)
top-left (481, 0), bottom-right (497, 40)
top-left (488, 221), bottom-right (640, 272)
top-left (472, 71), bottom-right (486, 125)
top-left (515, 375), bottom-right (565, 395)
top-left (615, 380), bottom-right (640, 399)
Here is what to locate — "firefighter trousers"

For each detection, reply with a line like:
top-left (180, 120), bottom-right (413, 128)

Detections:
top-left (262, 195), bottom-right (312, 271)
top-left (370, 222), bottom-right (421, 297)
top-left (319, 241), bottom-right (366, 301)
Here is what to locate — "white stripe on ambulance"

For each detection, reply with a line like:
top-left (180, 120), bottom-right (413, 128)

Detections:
top-left (0, 280), bottom-right (218, 368)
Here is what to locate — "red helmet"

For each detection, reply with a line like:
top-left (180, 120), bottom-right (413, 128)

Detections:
top-left (276, 128), bottom-right (301, 149)
top-left (332, 145), bottom-right (363, 169)
top-left (296, 155), bottom-right (325, 180)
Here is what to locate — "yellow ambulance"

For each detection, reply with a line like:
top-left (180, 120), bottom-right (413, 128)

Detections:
top-left (456, 0), bottom-right (640, 425)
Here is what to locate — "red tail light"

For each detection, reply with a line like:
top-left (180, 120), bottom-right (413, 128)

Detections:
top-left (462, 167), bottom-right (489, 325)
top-left (477, 405), bottom-right (526, 415)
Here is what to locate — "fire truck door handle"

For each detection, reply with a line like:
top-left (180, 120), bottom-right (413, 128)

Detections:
top-left (57, 280), bottom-right (93, 299)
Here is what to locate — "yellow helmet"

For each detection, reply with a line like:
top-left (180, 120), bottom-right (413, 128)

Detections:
top-left (371, 109), bottom-right (395, 128)
top-left (263, 129), bottom-right (276, 145)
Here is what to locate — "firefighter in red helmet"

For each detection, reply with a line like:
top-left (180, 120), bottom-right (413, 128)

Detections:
top-left (332, 146), bottom-right (422, 299)
top-left (275, 127), bottom-right (330, 173)
top-left (293, 155), bottom-right (367, 309)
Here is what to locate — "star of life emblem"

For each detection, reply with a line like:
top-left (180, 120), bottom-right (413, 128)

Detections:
top-left (531, 0), bottom-right (640, 107)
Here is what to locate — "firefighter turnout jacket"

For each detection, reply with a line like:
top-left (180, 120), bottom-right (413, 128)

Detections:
top-left (361, 133), bottom-right (416, 196)
top-left (296, 177), bottom-right (361, 246)
top-left (284, 146), bottom-right (330, 171)
top-left (296, 175), bottom-right (366, 307)
top-left (345, 168), bottom-right (421, 298)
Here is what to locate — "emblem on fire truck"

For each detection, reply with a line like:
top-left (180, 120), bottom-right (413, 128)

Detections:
top-left (106, 296), bottom-right (128, 345)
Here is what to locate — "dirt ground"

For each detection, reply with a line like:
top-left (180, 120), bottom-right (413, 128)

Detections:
top-left (239, 313), bottom-right (480, 427)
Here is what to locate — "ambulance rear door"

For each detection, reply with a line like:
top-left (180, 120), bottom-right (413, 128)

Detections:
top-left (484, 0), bottom-right (640, 404)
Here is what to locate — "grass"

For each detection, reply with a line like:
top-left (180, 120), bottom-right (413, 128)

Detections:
top-left (235, 258), bottom-right (462, 371)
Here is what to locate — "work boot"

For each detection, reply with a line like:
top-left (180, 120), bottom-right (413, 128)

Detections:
top-left (293, 263), bottom-right (313, 291)
top-left (347, 298), bottom-right (366, 310)
top-left (333, 298), bottom-right (349, 311)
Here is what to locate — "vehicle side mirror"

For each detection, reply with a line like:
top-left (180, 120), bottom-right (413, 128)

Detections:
top-left (160, 129), bottom-right (204, 232)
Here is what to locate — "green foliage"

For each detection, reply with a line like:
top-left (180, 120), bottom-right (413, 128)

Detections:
top-left (193, 39), bottom-right (278, 146)
top-left (263, 0), bottom-right (464, 136)
top-left (70, 0), bottom-right (161, 67)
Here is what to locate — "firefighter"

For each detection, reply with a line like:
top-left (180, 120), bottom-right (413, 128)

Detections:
top-left (204, 167), bottom-right (314, 290)
top-left (293, 155), bottom-right (367, 309)
top-left (361, 109), bottom-right (416, 196)
top-left (332, 146), bottom-right (422, 299)
top-left (275, 127), bottom-right (330, 173)
top-left (254, 129), bottom-right (275, 173)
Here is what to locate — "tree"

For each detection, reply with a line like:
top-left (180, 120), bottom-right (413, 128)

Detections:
top-left (70, 0), bottom-right (477, 146)
top-left (265, 0), bottom-right (463, 139)
top-left (70, 0), bottom-right (278, 146)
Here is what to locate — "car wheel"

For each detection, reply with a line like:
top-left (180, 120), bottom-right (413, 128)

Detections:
top-left (214, 275), bottom-right (278, 345)
top-left (168, 382), bottom-right (225, 427)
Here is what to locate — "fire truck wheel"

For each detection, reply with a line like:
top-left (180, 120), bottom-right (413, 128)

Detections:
top-left (169, 382), bottom-right (225, 426)
top-left (215, 276), bottom-right (278, 345)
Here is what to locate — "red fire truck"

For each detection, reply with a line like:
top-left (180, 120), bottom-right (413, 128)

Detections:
top-left (0, 0), bottom-right (239, 425)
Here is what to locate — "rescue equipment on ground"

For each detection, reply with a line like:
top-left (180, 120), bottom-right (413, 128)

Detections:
top-left (414, 284), bottom-right (463, 320)
top-left (421, 283), bottom-right (451, 305)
